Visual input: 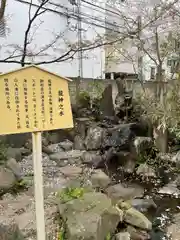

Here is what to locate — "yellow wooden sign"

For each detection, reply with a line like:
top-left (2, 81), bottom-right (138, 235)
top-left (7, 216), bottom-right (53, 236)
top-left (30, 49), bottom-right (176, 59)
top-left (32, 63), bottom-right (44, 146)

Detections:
top-left (0, 65), bottom-right (74, 135)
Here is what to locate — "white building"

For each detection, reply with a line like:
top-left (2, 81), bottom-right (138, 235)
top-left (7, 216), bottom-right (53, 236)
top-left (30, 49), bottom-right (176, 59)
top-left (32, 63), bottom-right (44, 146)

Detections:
top-left (104, 0), bottom-right (180, 81)
top-left (0, 0), bottom-right (106, 78)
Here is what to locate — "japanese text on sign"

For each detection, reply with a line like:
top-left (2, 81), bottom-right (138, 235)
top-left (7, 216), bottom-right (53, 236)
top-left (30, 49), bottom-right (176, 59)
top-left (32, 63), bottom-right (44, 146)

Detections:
top-left (0, 65), bottom-right (73, 135)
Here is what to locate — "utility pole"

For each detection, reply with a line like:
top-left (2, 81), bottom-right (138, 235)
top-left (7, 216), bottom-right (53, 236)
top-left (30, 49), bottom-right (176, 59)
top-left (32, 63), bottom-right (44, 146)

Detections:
top-left (77, 0), bottom-right (83, 79)
top-left (137, 15), bottom-right (143, 83)
top-left (76, 0), bottom-right (83, 102)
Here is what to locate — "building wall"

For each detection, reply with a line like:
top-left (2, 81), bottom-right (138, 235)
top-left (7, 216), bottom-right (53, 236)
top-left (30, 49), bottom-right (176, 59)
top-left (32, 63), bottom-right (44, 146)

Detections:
top-left (104, 0), bottom-right (179, 81)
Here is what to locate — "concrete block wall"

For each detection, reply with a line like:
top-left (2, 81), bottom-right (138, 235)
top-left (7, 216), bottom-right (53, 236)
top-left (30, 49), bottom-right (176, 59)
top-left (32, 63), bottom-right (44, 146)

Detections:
top-left (68, 77), bottom-right (171, 104)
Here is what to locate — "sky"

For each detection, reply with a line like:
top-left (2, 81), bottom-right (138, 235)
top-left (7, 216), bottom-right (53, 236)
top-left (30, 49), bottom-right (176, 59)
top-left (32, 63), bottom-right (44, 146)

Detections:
top-left (0, 0), bottom-right (106, 78)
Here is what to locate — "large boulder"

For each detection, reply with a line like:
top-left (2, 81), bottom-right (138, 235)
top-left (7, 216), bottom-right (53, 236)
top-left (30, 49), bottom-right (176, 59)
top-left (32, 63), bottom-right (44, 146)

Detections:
top-left (49, 150), bottom-right (84, 166)
top-left (128, 198), bottom-right (157, 213)
top-left (74, 118), bottom-right (92, 139)
top-left (58, 192), bottom-right (123, 240)
top-left (134, 137), bottom-right (153, 155)
top-left (127, 225), bottom-right (151, 240)
top-left (106, 183), bottom-right (144, 202)
top-left (103, 123), bottom-right (147, 151)
top-left (43, 143), bottom-right (64, 154)
top-left (59, 140), bottom-right (73, 151)
top-left (172, 150), bottom-right (180, 167)
top-left (117, 151), bottom-right (137, 173)
top-left (6, 158), bottom-right (23, 181)
top-left (136, 163), bottom-right (156, 179)
top-left (0, 133), bottom-right (30, 148)
top-left (85, 126), bottom-right (106, 150)
top-left (115, 232), bottom-right (130, 240)
top-left (81, 151), bottom-right (104, 168)
top-left (6, 147), bottom-right (22, 162)
top-left (0, 223), bottom-right (24, 240)
top-left (158, 181), bottom-right (180, 196)
top-left (0, 166), bottom-right (16, 191)
top-left (124, 207), bottom-right (152, 230)
top-left (59, 165), bottom-right (83, 178)
top-left (46, 129), bottom-right (75, 143)
top-left (91, 169), bottom-right (111, 188)
top-left (99, 84), bottom-right (115, 118)
top-left (74, 135), bottom-right (86, 150)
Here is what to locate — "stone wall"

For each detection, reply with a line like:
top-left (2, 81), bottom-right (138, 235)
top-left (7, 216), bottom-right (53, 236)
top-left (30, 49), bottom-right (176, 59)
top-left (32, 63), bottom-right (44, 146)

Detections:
top-left (68, 77), bottom-right (171, 104)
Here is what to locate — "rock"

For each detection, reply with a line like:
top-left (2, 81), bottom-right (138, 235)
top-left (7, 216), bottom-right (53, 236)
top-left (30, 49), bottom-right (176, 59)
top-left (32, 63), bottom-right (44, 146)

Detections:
top-left (106, 183), bottom-right (144, 201)
top-left (58, 192), bottom-right (123, 240)
top-left (127, 226), bottom-right (150, 240)
top-left (74, 135), bottom-right (86, 150)
top-left (47, 143), bottom-right (61, 153)
top-left (157, 153), bottom-right (176, 165)
top-left (46, 129), bottom-right (74, 143)
top-left (103, 122), bottom-right (147, 151)
top-left (115, 232), bottom-right (130, 240)
top-left (124, 207), bottom-right (152, 230)
top-left (134, 137), bottom-right (153, 155)
top-left (82, 151), bottom-right (104, 168)
top-left (19, 148), bottom-right (31, 156)
top-left (0, 167), bottom-right (16, 191)
top-left (103, 124), bottom-right (135, 150)
top-left (99, 84), bottom-right (115, 118)
top-left (42, 143), bottom-right (63, 154)
top-left (175, 175), bottom-right (180, 189)
top-left (6, 148), bottom-right (22, 162)
top-left (0, 133), bottom-right (30, 148)
top-left (20, 154), bottom-right (58, 177)
top-left (24, 139), bottom-right (32, 150)
top-left (59, 166), bottom-right (82, 178)
top-left (91, 170), bottom-right (111, 188)
top-left (153, 126), bottom-right (168, 153)
top-left (136, 163), bottom-right (156, 178)
top-left (128, 198), bottom-right (157, 213)
top-left (0, 192), bottom-right (58, 239)
top-left (0, 223), bottom-right (24, 240)
top-left (150, 229), bottom-right (167, 240)
top-left (76, 108), bottom-right (93, 118)
top-left (123, 158), bottom-right (136, 173)
top-left (49, 150), bottom-right (84, 165)
top-left (75, 118), bottom-right (92, 139)
top-left (172, 150), bottom-right (180, 167)
top-left (42, 136), bottom-right (49, 146)
top-left (158, 181), bottom-right (180, 196)
top-left (15, 205), bottom-right (57, 239)
top-left (59, 140), bottom-right (73, 151)
top-left (114, 80), bottom-right (133, 120)
top-left (85, 126), bottom-right (106, 150)
top-left (6, 158), bottom-right (23, 181)
top-left (167, 212), bottom-right (180, 240)
top-left (114, 151), bottom-right (136, 173)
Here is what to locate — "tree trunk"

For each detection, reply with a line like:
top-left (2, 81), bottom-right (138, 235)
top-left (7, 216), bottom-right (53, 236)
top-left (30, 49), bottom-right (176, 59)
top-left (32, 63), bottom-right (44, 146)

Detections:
top-left (0, 0), bottom-right (7, 20)
top-left (156, 63), bottom-right (164, 100)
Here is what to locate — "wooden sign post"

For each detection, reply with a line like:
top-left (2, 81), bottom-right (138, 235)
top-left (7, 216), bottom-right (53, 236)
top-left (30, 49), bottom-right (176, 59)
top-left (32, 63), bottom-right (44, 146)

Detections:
top-left (0, 65), bottom-right (73, 240)
top-left (32, 131), bottom-right (45, 240)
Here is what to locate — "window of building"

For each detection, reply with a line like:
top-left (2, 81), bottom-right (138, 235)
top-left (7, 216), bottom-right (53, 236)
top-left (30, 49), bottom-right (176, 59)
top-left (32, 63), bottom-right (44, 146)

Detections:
top-left (150, 67), bottom-right (155, 79)
top-left (168, 59), bottom-right (180, 73)
top-left (175, 39), bottom-right (180, 52)
top-left (105, 73), bottom-right (111, 79)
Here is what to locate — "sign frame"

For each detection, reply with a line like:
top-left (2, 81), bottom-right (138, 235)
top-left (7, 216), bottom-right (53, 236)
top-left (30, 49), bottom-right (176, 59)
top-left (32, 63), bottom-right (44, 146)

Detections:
top-left (0, 65), bottom-right (74, 240)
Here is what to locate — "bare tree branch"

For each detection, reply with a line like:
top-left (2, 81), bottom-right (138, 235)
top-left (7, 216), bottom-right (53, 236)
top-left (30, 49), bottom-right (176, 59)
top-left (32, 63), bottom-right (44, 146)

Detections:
top-left (20, 0), bottom-right (49, 66)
